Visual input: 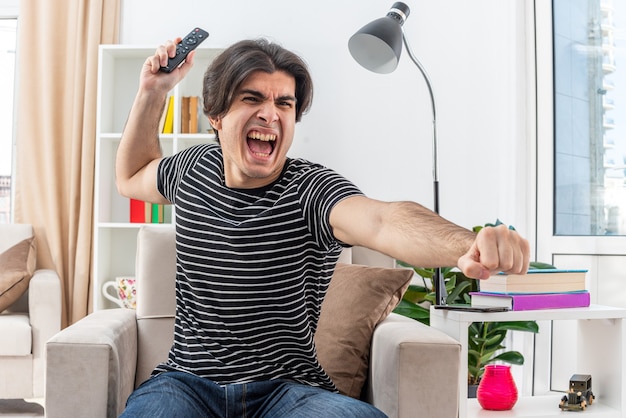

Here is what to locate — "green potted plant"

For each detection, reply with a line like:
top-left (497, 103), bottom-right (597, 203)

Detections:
top-left (393, 220), bottom-right (544, 395)
top-left (392, 264), bottom-right (539, 393)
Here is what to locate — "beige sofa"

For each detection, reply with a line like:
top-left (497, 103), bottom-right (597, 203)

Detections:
top-left (0, 224), bottom-right (62, 399)
top-left (46, 225), bottom-right (461, 418)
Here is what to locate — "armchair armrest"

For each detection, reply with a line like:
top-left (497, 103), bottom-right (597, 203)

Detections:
top-left (367, 313), bottom-right (461, 418)
top-left (28, 269), bottom-right (62, 331)
top-left (28, 269), bottom-right (62, 397)
top-left (46, 309), bottom-right (138, 418)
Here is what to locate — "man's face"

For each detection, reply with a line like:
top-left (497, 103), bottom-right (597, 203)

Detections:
top-left (209, 70), bottom-right (297, 189)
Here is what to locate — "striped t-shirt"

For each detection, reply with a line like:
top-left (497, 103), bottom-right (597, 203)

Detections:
top-left (153, 143), bottom-right (362, 391)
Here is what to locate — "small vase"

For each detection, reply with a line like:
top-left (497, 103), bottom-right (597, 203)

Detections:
top-left (476, 364), bottom-right (518, 410)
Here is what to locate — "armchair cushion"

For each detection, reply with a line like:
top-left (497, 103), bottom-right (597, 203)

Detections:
top-left (0, 313), bottom-right (31, 355)
top-left (315, 263), bottom-right (413, 398)
top-left (0, 237), bottom-right (36, 312)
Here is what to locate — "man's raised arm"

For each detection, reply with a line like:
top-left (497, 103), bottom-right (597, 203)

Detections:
top-left (115, 38), bottom-right (195, 203)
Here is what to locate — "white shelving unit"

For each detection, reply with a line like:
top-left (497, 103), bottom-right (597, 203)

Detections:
top-left (430, 305), bottom-right (626, 418)
top-left (94, 45), bottom-right (223, 310)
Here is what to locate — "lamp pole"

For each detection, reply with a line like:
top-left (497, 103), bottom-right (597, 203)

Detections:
top-left (402, 33), bottom-right (438, 215)
top-left (402, 33), bottom-right (445, 306)
top-left (349, 2), bottom-right (446, 306)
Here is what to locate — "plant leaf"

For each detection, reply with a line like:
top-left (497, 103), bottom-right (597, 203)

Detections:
top-left (468, 322), bottom-right (482, 334)
top-left (490, 321), bottom-right (539, 333)
top-left (530, 261), bottom-right (557, 269)
top-left (447, 280), bottom-right (472, 303)
top-left (396, 260), bottom-right (413, 269)
top-left (482, 333), bottom-right (507, 350)
top-left (414, 267), bottom-right (435, 279)
top-left (392, 300), bottom-right (430, 325)
top-left (468, 349), bottom-right (481, 362)
top-left (487, 350), bottom-right (525, 365)
top-left (402, 285), bottom-right (429, 303)
top-left (480, 348), bottom-right (504, 364)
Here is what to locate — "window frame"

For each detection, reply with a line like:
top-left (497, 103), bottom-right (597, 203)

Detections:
top-left (535, 0), bottom-right (626, 395)
top-left (0, 2), bottom-right (18, 223)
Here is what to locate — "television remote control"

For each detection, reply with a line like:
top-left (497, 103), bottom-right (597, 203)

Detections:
top-left (160, 27), bottom-right (209, 73)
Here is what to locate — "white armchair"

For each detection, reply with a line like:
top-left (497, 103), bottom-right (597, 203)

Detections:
top-left (46, 225), bottom-right (461, 417)
top-left (0, 224), bottom-right (62, 399)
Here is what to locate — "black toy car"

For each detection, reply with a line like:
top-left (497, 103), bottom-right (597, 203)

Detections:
top-left (559, 374), bottom-right (595, 411)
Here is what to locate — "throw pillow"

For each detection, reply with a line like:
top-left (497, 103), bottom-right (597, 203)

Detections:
top-left (315, 262), bottom-right (413, 399)
top-left (0, 237), bottom-right (37, 312)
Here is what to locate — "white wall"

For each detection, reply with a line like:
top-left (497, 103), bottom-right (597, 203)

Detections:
top-left (120, 0), bottom-right (533, 237)
top-left (0, 0), bottom-right (19, 16)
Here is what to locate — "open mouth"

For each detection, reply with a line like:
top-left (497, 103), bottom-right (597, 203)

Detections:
top-left (246, 131), bottom-right (276, 158)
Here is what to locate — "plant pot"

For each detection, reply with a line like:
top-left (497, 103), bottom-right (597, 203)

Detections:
top-left (476, 364), bottom-right (518, 410)
top-left (468, 384), bottom-right (478, 398)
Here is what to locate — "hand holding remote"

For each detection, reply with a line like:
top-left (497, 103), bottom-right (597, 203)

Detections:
top-left (160, 27), bottom-right (209, 73)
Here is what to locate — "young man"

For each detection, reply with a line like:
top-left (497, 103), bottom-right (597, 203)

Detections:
top-left (116, 38), bottom-right (530, 417)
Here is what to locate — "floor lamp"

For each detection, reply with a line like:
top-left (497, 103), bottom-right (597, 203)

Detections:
top-left (349, 2), bottom-right (447, 306)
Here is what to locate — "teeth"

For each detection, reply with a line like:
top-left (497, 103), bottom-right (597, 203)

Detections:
top-left (248, 131), bottom-right (276, 141)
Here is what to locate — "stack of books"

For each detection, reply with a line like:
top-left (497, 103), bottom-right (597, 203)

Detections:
top-left (130, 199), bottom-right (172, 224)
top-left (470, 269), bottom-right (590, 311)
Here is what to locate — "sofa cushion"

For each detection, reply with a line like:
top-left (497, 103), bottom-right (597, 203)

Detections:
top-left (0, 237), bottom-right (37, 312)
top-left (0, 312), bottom-right (32, 355)
top-left (315, 263), bottom-right (413, 398)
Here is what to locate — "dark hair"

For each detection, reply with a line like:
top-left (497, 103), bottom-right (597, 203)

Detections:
top-left (202, 39), bottom-right (313, 123)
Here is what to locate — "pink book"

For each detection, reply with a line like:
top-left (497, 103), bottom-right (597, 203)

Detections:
top-left (470, 291), bottom-right (590, 311)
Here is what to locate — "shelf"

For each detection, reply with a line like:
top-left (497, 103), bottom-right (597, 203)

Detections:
top-left (430, 305), bottom-right (626, 418)
top-left (93, 44), bottom-right (224, 310)
top-left (432, 304), bottom-right (626, 322)
top-left (97, 222), bottom-right (146, 229)
top-left (467, 395), bottom-right (620, 418)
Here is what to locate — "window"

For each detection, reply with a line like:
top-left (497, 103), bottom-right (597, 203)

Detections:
top-left (0, 18), bottom-right (16, 223)
top-left (553, 0), bottom-right (626, 235)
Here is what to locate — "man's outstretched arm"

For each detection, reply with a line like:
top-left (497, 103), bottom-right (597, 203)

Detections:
top-left (330, 195), bottom-right (530, 280)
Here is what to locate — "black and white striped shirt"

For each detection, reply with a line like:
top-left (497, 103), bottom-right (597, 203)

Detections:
top-left (153, 143), bottom-right (362, 391)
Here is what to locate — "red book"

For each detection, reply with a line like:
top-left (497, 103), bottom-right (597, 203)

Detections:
top-left (470, 291), bottom-right (590, 311)
top-left (130, 199), bottom-right (145, 223)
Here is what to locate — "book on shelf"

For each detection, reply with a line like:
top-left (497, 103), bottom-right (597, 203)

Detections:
top-left (144, 201), bottom-right (152, 223)
top-left (163, 204), bottom-right (172, 223)
top-left (479, 269), bottom-right (587, 294)
top-left (470, 290), bottom-right (591, 311)
top-left (162, 96), bottom-right (175, 134)
top-left (180, 96), bottom-right (199, 134)
top-left (158, 99), bottom-right (168, 133)
top-left (130, 199), bottom-right (145, 223)
top-left (189, 96), bottom-right (199, 133)
top-left (181, 96), bottom-right (190, 133)
top-left (151, 203), bottom-right (164, 223)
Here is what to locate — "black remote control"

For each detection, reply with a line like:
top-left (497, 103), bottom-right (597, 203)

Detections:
top-left (160, 27), bottom-right (209, 73)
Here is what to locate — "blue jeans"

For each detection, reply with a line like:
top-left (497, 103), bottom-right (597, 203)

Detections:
top-left (120, 372), bottom-right (387, 418)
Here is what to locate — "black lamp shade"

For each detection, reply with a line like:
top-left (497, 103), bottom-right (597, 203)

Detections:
top-left (348, 2), bottom-right (410, 74)
top-left (348, 17), bottom-right (403, 74)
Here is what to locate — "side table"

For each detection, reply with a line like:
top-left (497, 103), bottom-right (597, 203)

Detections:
top-left (430, 304), bottom-right (626, 418)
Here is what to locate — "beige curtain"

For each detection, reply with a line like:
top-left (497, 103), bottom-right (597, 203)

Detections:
top-left (14, 0), bottom-right (120, 326)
